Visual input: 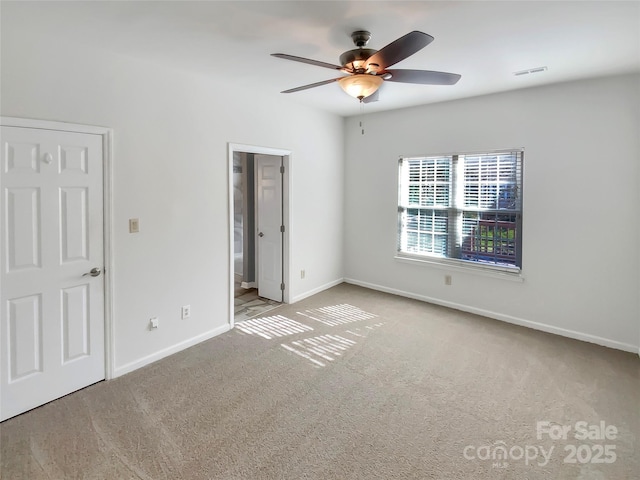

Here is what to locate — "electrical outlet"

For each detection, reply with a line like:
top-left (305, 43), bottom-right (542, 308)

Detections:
top-left (150, 317), bottom-right (159, 329)
top-left (301, 269), bottom-right (305, 279)
top-left (445, 275), bottom-right (452, 286)
top-left (181, 305), bottom-right (191, 319)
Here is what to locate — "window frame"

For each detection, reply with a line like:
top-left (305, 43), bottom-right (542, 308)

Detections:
top-left (396, 149), bottom-right (524, 275)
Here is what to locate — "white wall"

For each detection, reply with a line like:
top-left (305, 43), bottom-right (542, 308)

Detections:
top-left (2, 6), bottom-right (637, 382)
top-left (344, 74), bottom-right (640, 352)
top-left (1, 20), bottom-right (344, 374)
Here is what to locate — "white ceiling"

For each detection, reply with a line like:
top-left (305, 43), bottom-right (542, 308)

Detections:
top-left (6, 1), bottom-right (640, 117)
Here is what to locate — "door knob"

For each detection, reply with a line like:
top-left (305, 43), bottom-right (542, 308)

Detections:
top-left (83, 267), bottom-right (102, 277)
top-left (258, 232), bottom-right (264, 237)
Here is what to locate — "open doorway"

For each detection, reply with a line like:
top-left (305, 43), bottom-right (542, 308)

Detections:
top-left (228, 144), bottom-right (291, 325)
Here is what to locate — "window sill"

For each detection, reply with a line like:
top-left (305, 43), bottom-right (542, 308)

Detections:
top-left (394, 254), bottom-right (525, 282)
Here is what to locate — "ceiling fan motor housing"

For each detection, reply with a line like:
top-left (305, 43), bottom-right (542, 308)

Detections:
top-left (340, 30), bottom-right (379, 73)
top-left (340, 48), bottom-right (378, 73)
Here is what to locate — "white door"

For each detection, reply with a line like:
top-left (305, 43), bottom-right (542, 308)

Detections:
top-left (255, 154), bottom-right (283, 302)
top-left (0, 126), bottom-right (105, 421)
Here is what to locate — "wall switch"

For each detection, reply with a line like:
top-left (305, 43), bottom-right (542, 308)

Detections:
top-left (181, 305), bottom-right (191, 319)
top-left (129, 218), bottom-right (140, 233)
top-left (301, 269), bottom-right (305, 279)
top-left (445, 275), bottom-right (452, 286)
top-left (150, 317), bottom-right (159, 329)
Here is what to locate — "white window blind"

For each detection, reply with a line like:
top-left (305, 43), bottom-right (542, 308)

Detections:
top-left (398, 150), bottom-right (523, 270)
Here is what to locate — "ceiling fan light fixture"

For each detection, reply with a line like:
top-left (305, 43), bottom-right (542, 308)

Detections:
top-left (338, 74), bottom-right (383, 101)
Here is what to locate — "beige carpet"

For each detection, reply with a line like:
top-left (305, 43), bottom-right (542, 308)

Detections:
top-left (2, 283), bottom-right (638, 479)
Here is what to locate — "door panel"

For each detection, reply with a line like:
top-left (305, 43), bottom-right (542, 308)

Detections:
top-left (8, 294), bottom-right (42, 381)
top-left (61, 284), bottom-right (90, 362)
top-left (60, 187), bottom-right (89, 262)
top-left (6, 187), bottom-right (41, 270)
top-left (1, 126), bottom-right (105, 421)
top-left (255, 155), bottom-right (283, 302)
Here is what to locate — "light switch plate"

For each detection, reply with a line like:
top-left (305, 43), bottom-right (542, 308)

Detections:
top-left (129, 218), bottom-right (139, 233)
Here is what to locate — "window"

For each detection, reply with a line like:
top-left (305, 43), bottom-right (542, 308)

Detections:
top-left (397, 150), bottom-right (523, 271)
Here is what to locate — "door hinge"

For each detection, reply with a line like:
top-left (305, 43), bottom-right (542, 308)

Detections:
top-left (280, 283), bottom-right (285, 291)
top-left (280, 166), bottom-right (285, 174)
top-left (280, 225), bottom-right (285, 233)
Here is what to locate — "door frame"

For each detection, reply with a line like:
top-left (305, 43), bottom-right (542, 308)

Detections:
top-left (0, 116), bottom-right (115, 380)
top-left (227, 143), bottom-right (291, 327)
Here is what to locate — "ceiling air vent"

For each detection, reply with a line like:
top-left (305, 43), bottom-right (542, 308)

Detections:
top-left (514, 66), bottom-right (548, 76)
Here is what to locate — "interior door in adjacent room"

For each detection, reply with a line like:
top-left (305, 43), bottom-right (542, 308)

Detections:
top-left (255, 154), bottom-right (283, 302)
top-left (1, 125), bottom-right (105, 421)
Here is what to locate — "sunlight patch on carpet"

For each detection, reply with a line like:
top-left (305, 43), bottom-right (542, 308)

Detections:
top-left (235, 315), bottom-right (313, 339)
top-left (296, 304), bottom-right (377, 327)
top-left (344, 322), bottom-right (386, 337)
top-left (281, 334), bottom-right (357, 367)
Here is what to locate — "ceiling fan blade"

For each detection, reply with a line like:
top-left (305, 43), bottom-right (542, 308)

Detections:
top-left (271, 53), bottom-right (343, 71)
top-left (366, 31), bottom-right (434, 70)
top-left (384, 69), bottom-right (461, 85)
top-left (281, 77), bottom-right (342, 94)
top-left (362, 89), bottom-right (379, 103)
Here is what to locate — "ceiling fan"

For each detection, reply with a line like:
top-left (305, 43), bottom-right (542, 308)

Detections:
top-left (272, 30), bottom-right (461, 103)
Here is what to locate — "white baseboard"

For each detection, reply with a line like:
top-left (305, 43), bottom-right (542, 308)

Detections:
top-left (344, 278), bottom-right (639, 354)
top-left (291, 278), bottom-right (345, 304)
top-left (113, 323), bottom-right (232, 378)
top-left (240, 281), bottom-right (256, 289)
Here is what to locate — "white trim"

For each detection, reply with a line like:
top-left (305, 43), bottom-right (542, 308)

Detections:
top-left (1, 116), bottom-right (111, 135)
top-left (0, 116), bottom-right (116, 379)
top-left (394, 255), bottom-right (525, 282)
top-left (228, 146), bottom-right (235, 327)
top-left (102, 129), bottom-right (116, 380)
top-left (291, 278), bottom-right (345, 304)
top-left (282, 154), bottom-right (291, 304)
top-left (227, 143), bottom-right (292, 329)
top-left (228, 143), bottom-right (292, 157)
top-left (112, 324), bottom-right (231, 378)
top-left (400, 147), bottom-right (525, 160)
top-left (344, 277), bottom-right (638, 354)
